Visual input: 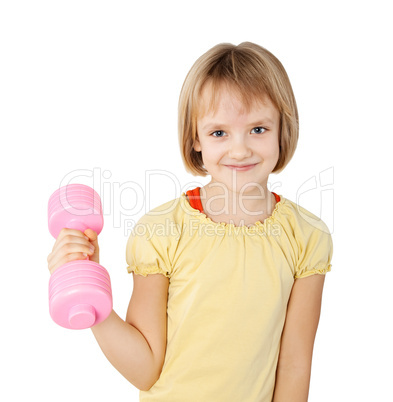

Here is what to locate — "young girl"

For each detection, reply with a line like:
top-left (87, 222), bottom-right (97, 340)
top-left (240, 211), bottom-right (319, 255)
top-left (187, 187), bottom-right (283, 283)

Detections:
top-left (48, 42), bottom-right (333, 401)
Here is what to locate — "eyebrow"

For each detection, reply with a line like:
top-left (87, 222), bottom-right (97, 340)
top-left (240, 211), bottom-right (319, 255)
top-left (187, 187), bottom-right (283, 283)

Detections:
top-left (200, 119), bottom-right (275, 132)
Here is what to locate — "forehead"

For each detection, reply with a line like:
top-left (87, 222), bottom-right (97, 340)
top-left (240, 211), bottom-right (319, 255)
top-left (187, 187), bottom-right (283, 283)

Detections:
top-left (196, 81), bottom-right (277, 119)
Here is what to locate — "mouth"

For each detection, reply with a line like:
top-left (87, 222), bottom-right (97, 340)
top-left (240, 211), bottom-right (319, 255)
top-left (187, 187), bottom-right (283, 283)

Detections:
top-left (225, 163), bottom-right (258, 171)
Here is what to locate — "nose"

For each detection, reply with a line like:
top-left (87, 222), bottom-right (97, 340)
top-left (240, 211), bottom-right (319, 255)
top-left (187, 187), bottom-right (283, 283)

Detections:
top-left (227, 136), bottom-right (252, 160)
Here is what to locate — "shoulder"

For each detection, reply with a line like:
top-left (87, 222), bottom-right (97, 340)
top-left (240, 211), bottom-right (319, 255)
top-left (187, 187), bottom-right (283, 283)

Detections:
top-left (130, 194), bottom-right (192, 243)
top-left (278, 197), bottom-right (333, 278)
top-left (279, 196), bottom-right (331, 239)
top-left (126, 195), bottom-right (188, 277)
top-left (278, 196), bottom-right (333, 262)
top-left (135, 194), bottom-right (186, 226)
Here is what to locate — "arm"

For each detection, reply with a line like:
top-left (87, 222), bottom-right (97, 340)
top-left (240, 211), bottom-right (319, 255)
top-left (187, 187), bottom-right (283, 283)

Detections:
top-left (272, 274), bottom-right (326, 402)
top-left (91, 273), bottom-right (169, 391)
top-left (47, 228), bottom-right (169, 391)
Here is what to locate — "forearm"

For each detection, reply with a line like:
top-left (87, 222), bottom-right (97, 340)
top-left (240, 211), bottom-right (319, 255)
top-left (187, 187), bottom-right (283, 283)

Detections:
top-left (272, 365), bottom-right (311, 402)
top-left (91, 310), bottom-right (159, 391)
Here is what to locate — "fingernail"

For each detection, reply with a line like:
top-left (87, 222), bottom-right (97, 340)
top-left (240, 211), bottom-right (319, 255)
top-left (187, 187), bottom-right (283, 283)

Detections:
top-left (83, 253), bottom-right (88, 257)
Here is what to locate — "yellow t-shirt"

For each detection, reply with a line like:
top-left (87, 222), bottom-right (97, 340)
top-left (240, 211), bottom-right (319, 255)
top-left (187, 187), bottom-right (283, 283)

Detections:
top-left (126, 192), bottom-right (333, 401)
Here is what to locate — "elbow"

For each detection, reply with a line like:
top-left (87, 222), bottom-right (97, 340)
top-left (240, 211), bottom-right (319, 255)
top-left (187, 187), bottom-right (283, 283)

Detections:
top-left (131, 342), bottom-right (165, 391)
top-left (132, 375), bottom-right (156, 392)
top-left (139, 384), bottom-right (154, 392)
top-left (137, 361), bottom-right (164, 392)
top-left (138, 372), bottom-right (161, 392)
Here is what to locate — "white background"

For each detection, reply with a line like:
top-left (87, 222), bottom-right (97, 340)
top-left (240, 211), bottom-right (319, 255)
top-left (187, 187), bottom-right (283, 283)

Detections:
top-left (1, 1), bottom-right (391, 401)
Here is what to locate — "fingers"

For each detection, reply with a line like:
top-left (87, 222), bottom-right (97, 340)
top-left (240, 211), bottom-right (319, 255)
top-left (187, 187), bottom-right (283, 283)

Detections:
top-left (84, 229), bottom-right (100, 264)
top-left (84, 228), bottom-right (98, 242)
top-left (51, 228), bottom-right (89, 253)
top-left (47, 228), bottom-right (98, 275)
top-left (84, 229), bottom-right (99, 250)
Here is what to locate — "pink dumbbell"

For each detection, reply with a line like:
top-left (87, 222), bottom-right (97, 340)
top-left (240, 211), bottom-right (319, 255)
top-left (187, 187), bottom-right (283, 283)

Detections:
top-left (48, 184), bottom-right (112, 329)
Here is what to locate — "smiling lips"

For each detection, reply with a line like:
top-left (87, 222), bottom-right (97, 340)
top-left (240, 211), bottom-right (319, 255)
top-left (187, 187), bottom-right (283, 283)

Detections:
top-left (225, 163), bottom-right (258, 171)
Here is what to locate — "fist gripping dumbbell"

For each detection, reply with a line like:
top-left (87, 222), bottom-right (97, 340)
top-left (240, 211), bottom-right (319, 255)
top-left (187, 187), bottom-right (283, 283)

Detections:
top-left (48, 184), bottom-right (112, 329)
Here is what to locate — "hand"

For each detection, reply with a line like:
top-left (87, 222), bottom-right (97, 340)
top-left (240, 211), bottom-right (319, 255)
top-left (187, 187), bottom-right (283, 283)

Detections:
top-left (47, 228), bottom-right (100, 275)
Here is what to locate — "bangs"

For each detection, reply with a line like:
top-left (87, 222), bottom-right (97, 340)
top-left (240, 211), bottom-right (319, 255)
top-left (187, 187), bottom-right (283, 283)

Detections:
top-left (193, 48), bottom-right (281, 118)
top-left (195, 78), bottom-right (274, 118)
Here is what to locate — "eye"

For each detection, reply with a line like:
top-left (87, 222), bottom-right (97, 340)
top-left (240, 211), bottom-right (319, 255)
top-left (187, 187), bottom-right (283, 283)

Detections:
top-left (211, 130), bottom-right (226, 138)
top-left (251, 127), bottom-right (267, 134)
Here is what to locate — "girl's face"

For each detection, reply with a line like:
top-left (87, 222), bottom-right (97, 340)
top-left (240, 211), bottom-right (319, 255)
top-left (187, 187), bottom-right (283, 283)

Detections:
top-left (194, 83), bottom-right (280, 195)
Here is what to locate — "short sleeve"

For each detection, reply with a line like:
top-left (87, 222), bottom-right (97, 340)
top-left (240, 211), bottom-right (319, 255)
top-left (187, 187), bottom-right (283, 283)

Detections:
top-left (295, 221), bottom-right (333, 279)
top-left (126, 216), bottom-right (173, 278)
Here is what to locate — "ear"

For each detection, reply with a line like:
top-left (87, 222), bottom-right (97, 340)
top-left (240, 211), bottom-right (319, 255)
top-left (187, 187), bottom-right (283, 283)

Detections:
top-left (193, 137), bottom-right (201, 152)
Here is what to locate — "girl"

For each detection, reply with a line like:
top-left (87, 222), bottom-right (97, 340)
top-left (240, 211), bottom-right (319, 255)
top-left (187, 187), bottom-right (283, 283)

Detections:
top-left (48, 42), bottom-right (333, 401)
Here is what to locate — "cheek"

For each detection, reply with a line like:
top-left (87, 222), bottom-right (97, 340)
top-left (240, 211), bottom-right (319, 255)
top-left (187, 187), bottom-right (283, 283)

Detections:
top-left (273, 141), bottom-right (280, 158)
top-left (258, 137), bottom-right (279, 158)
top-left (200, 141), bottom-right (223, 157)
top-left (267, 136), bottom-right (280, 157)
top-left (199, 148), bottom-right (214, 163)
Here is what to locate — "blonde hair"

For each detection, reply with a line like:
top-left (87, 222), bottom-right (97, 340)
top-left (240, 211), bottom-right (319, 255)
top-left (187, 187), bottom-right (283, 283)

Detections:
top-left (178, 42), bottom-right (299, 176)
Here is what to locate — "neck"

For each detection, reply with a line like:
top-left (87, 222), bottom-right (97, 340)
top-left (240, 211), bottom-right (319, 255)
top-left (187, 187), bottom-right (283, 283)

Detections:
top-left (199, 181), bottom-right (274, 219)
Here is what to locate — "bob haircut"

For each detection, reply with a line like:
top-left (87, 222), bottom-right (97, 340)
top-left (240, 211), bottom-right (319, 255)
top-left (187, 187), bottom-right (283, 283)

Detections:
top-left (178, 42), bottom-right (299, 176)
